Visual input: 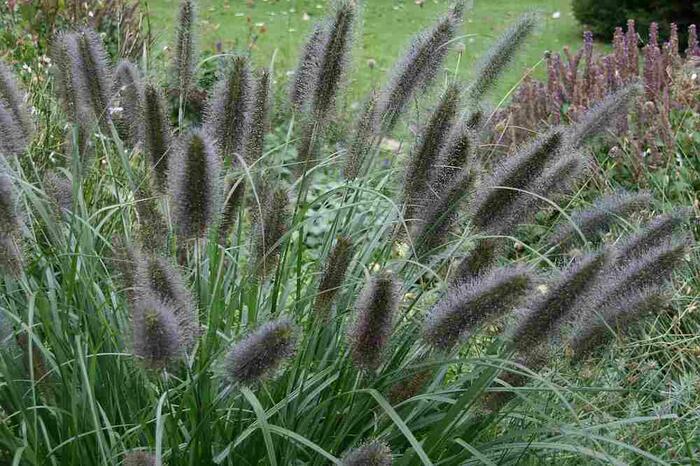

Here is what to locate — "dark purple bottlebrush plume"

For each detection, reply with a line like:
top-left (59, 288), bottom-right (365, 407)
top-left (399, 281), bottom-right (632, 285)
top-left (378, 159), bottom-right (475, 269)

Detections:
top-left (614, 209), bottom-right (691, 265)
top-left (451, 238), bottom-right (500, 284)
top-left (218, 175), bottom-right (246, 244)
top-left (113, 60), bottom-right (144, 146)
top-left (142, 82), bottom-right (172, 191)
top-left (349, 270), bottom-right (400, 371)
top-left (0, 102), bottom-right (27, 157)
top-left (134, 182), bottom-right (168, 253)
top-left (509, 251), bottom-right (609, 352)
top-left (173, 0), bottom-right (196, 97)
top-left (0, 60), bottom-right (33, 148)
top-left (388, 365), bottom-right (433, 405)
top-left (341, 440), bottom-right (392, 466)
top-left (123, 451), bottom-right (156, 466)
top-left (0, 171), bottom-right (21, 234)
top-left (289, 22), bottom-right (327, 111)
top-left (0, 232), bottom-right (22, 277)
top-left (568, 288), bottom-right (667, 360)
top-left (314, 235), bottom-right (355, 319)
top-left (75, 28), bottom-right (112, 127)
top-left (687, 25), bottom-right (700, 56)
top-left (50, 32), bottom-right (93, 126)
top-left (467, 13), bottom-right (537, 102)
top-left (111, 236), bottom-right (139, 297)
top-left (566, 83), bottom-right (641, 147)
top-left (402, 84), bottom-right (461, 224)
top-left (252, 185), bottom-right (290, 277)
top-left (432, 119), bottom-right (476, 187)
top-left (295, 119), bottom-right (322, 175)
top-left (43, 170), bottom-right (73, 215)
top-left (469, 128), bottom-right (564, 234)
top-left (424, 265), bottom-right (534, 351)
top-left (547, 190), bottom-right (652, 249)
top-left (243, 68), bottom-right (270, 165)
top-left (131, 294), bottom-right (184, 368)
top-left (169, 129), bottom-right (222, 239)
top-left (310, 0), bottom-right (356, 120)
top-left (413, 169), bottom-right (475, 256)
top-left (224, 318), bottom-right (297, 385)
top-left (204, 56), bottom-right (251, 161)
top-left (377, 1), bottom-right (464, 131)
top-left (344, 90), bottom-right (379, 181)
top-left (134, 252), bottom-right (198, 349)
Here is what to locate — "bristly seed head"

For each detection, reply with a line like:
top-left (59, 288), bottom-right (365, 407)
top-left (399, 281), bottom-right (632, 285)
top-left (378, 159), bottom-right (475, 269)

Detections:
top-left (75, 28), bottom-right (112, 127)
top-left (243, 68), bottom-right (270, 165)
top-left (424, 265), bottom-right (534, 351)
top-left (614, 209), bottom-right (691, 265)
top-left (131, 294), bottom-right (184, 369)
top-left (218, 175), bottom-right (246, 244)
top-left (289, 22), bottom-right (328, 111)
top-left (142, 83), bottom-right (173, 191)
top-left (0, 232), bottom-right (23, 277)
top-left (0, 60), bottom-right (33, 154)
top-left (314, 235), bottom-right (355, 319)
top-left (169, 129), bottom-right (222, 239)
top-left (252, 185), bottom-right (290, 278)
top-left (43, 170), bottom-right (73, 216)
top-left (113, 60), bottom-right (144, 146)
top-left (123, 451), bottom-right (156, 466)
top-left (0, 171), bottom-right (21, 234)
top-left (134, 182), bottom-right (168, 253)
top-left (173, 0), bottom-right (196, 96)
top-left (349, 270), bottom-right (400, 371)
top-left (344, 90), bottom-right (379, 181)
top-left (224, 318), bottom-right (297, 385)
top-left (451, 237), bottom-right (500, 284)
top-left (341, 440), bottom-right (392, 466)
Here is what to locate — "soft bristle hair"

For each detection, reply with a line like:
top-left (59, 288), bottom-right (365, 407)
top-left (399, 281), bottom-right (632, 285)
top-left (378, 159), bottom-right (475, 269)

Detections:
top-left (0, 233), bottom-right (23, 277)
top-left (388, 365), bottom-right (433, 405)
top-left (131, 294), bottom-right (184, 368)
top-left (0, 171), bottom-right (21, 234)
top-left (568, 288), bottom-right (667, 360)
top-left (252, 185), bottom-right (290, 277)
top-left (123, 451), bottom-right (156, 466)
top-left (432, 119), bottom-right (476, 187)
top-left (0, 60), bottom-right (33, 146)
top-left (43, 170), bottom-right (73, 215)
top-left (349, 270), bottom-right (400, 371)
top-left (615, 210), bottom-right (690, 265)
top-left (423, 265), bottom-right (534, 351)
top-left (134, 182), bottom-right (168, 253)
top-left (134, 252), bottom-right (198, 350)
top-left (413, 169), bottom-right (475, 256)
top-left (377, 1), bottom-right (464, 131)
top-left (548, 190), bottom-right (652, 249)
top-left (509, 251), bottom-right (609, 353)
top-left (75, 28), bottom-right (112, 126)
top-left (224, 318), bottom-right (297, 385)
top-left (451, 238), bottom-right (500, 284)
top-left (142, 83), bottom-right (173, 191)
top-left (289, 22), bottom-right (327, 111)
top-left (344, 90), bottom-right (379, 181)
top-left (341, 440), bottom-right (393, 466)
top-left (243, 68), bottom-right (270, 165)
top-left (204, 56), bottom-right (251, 162)
top-left (169, 129), bottom-right (222, 239)
top-left (566, 83), bottom-right (642, 147)
top-left (219, 175), bottom-right (246, 244)
top-left (0, 103), bottom-right (27, 157)
top-left (314, 235), bottom-right (355, 319)
top-left (469, 128), bottom-right (564, 234)
top-left (113, 60), bottom-right (144, 146)
top-left (50, 32), bottom-right (93, 126)
top-left (467, 14), bottom-right (537, 101)
top-left (173, 0), bottom-right (196, 96)
top-left (402, 84), bottom-right (461, 223)
top-left (311, 0), bottom-right (355, 120)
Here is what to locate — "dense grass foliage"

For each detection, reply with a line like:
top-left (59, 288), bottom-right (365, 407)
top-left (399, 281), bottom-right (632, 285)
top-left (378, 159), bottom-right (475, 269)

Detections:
top-left (0, 1), bottom-right (698, 465)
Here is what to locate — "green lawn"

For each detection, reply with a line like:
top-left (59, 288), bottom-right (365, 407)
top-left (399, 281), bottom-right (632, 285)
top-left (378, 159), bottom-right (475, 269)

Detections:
top-left (147, 0), bottom-right (581, 104)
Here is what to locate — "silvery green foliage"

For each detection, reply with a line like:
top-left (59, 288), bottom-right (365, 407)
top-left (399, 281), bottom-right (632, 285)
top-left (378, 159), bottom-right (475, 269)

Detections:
top-left (173, 0), bottom-right (196, 96)
top-left (134, 252), bottom-right (198, 350)
top-left (252, 185), bottom-right (290, 277)
top-left (402, 84), bottom-right (460, 223)
top-left (314, 235), bottom-right (355, 319)
top-left (131, 294), bottom-right (184, 368)
top-left (349, 270), bottom-right (400, 371)
top-left (43, 170), bottom-right (73, 215)
top-left (205, 56), bottom-right (251, 162)
top-left (218, 176), bottom-right (246, 244)
top-left (0, 60), bottom-right (33, 155)
top-left (243, 69), bottom-right (270, 165)
top-left (344, 91), bottom-right (378, 181)
top-left (341, 440), bottom-right (393, 466)
top-left (469, 129), bottom-right (564, 234)
top-left (169, 130), bottom-right (222, 239)
top-left (548, 190), bottom-right (652, 249)
top-left (311, 0), bottom-right (356, 120)
top-left (413, 169), bottom-right (475, 256)
top-left (510, 251), bottom-right (609, 352)
top-left (289, 22), bottom-right (327, 111)
top-left (113, 60), bottom-right (144, 146)
top-left (424, 266), bottom-right (534, 351)
top-left (224, 319), bottom-right (297, 385)
top-left (75, 28), bottom-right (112, 127)
top-left (0, 171), bottom-right (21, 234)
top-left (467, 14), bottom-right (536, 101)
top-left (615, 210), bottom-right (690, 265)
top-left (377, 1), bottom-right (464, 131)
top-left (566, 83), bottom-right (642, 148)
top-left (142, 83), bottom-right (172, 191)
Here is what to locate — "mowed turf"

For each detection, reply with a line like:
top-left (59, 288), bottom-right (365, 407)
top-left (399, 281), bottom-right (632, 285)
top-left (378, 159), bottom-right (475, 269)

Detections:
top-left (146, 0), bottom-right (580, 104)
